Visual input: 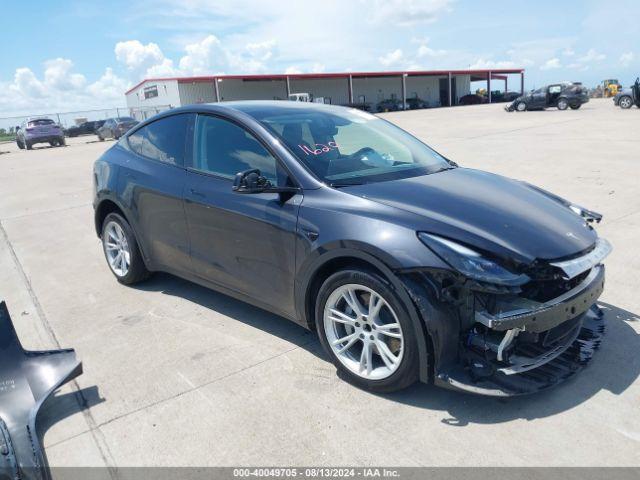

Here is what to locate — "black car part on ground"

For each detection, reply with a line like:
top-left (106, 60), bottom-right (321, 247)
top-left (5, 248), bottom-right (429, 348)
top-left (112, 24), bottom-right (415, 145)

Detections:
top-left (0, 301), bottom-right (82, 480)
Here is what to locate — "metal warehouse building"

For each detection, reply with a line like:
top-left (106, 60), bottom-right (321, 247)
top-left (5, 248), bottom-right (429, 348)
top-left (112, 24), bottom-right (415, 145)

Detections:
top-left (125, 68), bottom-right (525, 119)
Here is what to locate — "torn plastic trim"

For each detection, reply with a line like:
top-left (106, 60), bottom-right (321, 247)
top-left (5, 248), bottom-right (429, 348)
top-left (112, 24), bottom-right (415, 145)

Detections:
top-left (550, 238), bottom-right (611, 280)
top-left (436, 305), bottom-right (605, 396)
top-left (474, 264), bottom-right (605, 332)
top-left (0, 301), bottom-right (82, 480)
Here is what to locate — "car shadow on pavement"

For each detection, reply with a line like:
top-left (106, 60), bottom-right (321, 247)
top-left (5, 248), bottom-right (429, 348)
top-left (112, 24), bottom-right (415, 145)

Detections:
top-left (380, 302), bottom-right (640, 425)
top-left (132, 273), bottom-right (640, 423)
top-left (134, 272), bottom-right (327, 360)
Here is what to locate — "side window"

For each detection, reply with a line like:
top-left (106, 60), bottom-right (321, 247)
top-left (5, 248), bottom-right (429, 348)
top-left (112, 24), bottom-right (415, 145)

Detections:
top-left (128, 114), bottom-right (190, 166)
top-left (549, 85), bottom-right (562, 94)
top-left (194, 115), bottom-right (278, 183)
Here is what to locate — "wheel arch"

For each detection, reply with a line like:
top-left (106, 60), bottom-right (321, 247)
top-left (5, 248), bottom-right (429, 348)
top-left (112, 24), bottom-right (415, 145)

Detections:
top-left (94, 197), bottom-right (151, 268)
top-left (299, 248), bottom-right (433, 383)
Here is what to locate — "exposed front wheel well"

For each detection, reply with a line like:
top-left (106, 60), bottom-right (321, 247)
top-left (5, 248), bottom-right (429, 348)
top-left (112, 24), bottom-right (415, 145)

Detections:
top-left (304, 257), bottom-right (388, 331)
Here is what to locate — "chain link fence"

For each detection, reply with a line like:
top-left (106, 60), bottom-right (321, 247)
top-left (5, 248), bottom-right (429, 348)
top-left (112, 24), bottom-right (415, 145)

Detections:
top-left (0, 105), bottom-right (173, 143)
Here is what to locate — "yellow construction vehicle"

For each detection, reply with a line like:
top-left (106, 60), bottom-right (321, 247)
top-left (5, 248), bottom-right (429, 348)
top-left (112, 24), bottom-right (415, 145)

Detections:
top-left (603, 79), bottom-right (622, 97)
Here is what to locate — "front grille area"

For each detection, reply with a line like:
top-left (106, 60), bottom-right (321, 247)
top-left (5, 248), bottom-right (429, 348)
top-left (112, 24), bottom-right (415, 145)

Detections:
top-left (520, 268), bottom-right (591, 303)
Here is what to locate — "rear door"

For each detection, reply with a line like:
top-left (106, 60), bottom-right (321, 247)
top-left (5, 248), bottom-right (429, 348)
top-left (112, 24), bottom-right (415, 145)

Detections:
top-left (183, 114), bottom-right (301, 316)
top-left (119, 113), bottom-right (194, 273)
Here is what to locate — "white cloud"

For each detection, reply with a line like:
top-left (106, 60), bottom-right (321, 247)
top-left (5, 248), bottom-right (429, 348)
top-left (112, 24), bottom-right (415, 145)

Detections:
top-left (469, 58), bottom-right (517, 69)
top-left (178, 35), bottom-right (230, 75)
top-left (620, 51), bottom-right (634, 67)
top-left (115, 40), bottom-right (168, 77)
top-left (285, 65), bottom-right (302, 74)
top-left (562, 48), bottom-right (575, 57)
top-left (43, 58), bottom-right (86, 91)
top-left (368, 0), bottom-right (453, 26)
top-left (417, 42), bottom-right (447, 58)
top-left (379, 49), bottom-right (404, 67)
top-left (540, 58), bottom-right (562, 70)
top-left (578, 48), bottom-right (606, 63)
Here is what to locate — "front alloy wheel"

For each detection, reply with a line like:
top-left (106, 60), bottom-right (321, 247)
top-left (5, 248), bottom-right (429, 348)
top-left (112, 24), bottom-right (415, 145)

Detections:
top-left (557, 98), bottom-right (569, 110)
top-left (317, 269), bottom-right (419, 392)
top-left (324, 284), bottom-right (404, 380)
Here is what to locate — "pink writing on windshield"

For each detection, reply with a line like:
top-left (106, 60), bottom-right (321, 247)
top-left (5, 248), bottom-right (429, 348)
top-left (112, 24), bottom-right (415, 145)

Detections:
top-left (298, 142), bottom-right (339, 156)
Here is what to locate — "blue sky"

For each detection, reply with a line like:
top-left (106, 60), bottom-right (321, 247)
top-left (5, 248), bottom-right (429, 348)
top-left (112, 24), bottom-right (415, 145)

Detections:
top-left (1, 0), bottom-right (639, 116)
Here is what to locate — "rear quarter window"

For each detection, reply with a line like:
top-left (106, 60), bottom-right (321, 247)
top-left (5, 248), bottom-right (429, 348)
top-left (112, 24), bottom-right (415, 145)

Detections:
top-left (127, 114), bottom-right (191, 166)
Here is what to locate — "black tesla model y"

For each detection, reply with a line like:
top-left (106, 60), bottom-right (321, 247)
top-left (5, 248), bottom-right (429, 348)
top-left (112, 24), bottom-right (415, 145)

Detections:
top-left (93, 102), bottom-right (610, 396)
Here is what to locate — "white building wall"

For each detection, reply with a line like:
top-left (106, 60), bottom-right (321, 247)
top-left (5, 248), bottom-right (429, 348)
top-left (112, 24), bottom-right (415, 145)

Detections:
top-left (218, 79), bottom-right (288, 101)
top-left (178, 81), bottom-right (217, 104)
top-left (352, 76), bottom-right (402, 106)
top-left (289, 78), bottom-right (350, 105)
top-left (405, 76), bottom-right (444, 107)
top-left (455, 74), bottom-right (471, 101)
top-left (125, 79), bottom-right (180, 109)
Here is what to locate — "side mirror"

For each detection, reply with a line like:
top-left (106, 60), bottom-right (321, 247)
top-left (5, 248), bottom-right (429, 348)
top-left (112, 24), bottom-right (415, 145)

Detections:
top-left (232, 169), bottom-right (271, 193)
top-left (232, 168), bottom-right (300, 196)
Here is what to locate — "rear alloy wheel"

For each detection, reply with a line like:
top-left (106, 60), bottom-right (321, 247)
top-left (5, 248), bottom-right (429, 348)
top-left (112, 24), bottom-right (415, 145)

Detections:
top-left (619, 96), bottom-right (633, 109)
top-left (102, 213), bottom-right (150, 285)
top-left (557, 98), bottom-right (569, 110)
top-left (317, 269), bottom-right (419, 392)
top-left (515, 101), bottom-right (527, 112)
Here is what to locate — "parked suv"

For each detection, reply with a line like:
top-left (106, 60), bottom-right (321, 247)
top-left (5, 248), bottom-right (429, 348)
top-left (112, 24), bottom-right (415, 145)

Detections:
top-left (16, 118), bottom-right (65, 150)
top-left (93, 102), bottom-right (611, 396)
top-left (613, 78), bottom-right (640, 109)
top-left (65, 120), bottom-right (105, 137)
top-left (505, 82), bottom-right (589, 111)
top-left (96, 117), bottom-right (138, 140)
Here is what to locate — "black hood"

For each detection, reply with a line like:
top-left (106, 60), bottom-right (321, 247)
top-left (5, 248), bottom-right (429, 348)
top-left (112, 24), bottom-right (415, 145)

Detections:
top-left (344, 168), bottom-right (597, 264)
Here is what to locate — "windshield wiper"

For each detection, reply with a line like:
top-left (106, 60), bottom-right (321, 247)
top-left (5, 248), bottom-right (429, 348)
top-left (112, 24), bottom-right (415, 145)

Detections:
top-left (329, 181), bottom-right (366, 188)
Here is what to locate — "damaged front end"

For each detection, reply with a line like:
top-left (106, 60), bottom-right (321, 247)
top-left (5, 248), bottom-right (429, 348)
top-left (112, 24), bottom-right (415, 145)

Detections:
top-left (402, 234), bottom-right (611, 397)
top-left (0, 301), bottom-right (82, 480)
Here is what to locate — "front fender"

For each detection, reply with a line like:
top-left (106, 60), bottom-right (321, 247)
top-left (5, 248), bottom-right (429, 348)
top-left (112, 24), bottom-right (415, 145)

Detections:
top-left (295, 244), bottom-right (435, 384)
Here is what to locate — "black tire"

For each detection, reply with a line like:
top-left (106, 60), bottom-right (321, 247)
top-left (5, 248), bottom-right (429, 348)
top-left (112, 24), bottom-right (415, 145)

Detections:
top-left (570, 104), bottom-right (581, 110)
top-left (17, 140), bottom-right (24, 150)
top-left (97, 134), bottom-right (104, 141)
top-left (25, 141), bottom-right (32, 150)
top-left (515, 101), bottom-right (527, 112)
top-left (101, 212), bottom-right (150, 285)
top-left (557, 98), bottom-right (569, 110)
top-left (315, 268), bottom-right (419, 393)
top-left (59, 137), bottom-right (66, 146)
top-left (619, 96), bottom-right (633, 109)
top-left (49, 142), bottom-right (55, 147)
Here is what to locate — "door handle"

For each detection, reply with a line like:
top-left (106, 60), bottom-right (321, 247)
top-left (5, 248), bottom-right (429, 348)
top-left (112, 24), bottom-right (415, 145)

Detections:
top-left (190, 188), bottom-right (206, 198)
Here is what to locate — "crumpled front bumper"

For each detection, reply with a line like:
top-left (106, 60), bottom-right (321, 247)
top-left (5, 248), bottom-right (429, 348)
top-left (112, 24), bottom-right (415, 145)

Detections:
top-left (442, 265), bottom-right (605, 396)
top-left (438, 305), bottom-right (605, 396)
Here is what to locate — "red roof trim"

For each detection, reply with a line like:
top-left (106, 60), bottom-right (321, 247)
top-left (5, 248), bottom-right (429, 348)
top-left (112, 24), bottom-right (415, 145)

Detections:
top-left (125, 68), bottom-right (525, 95)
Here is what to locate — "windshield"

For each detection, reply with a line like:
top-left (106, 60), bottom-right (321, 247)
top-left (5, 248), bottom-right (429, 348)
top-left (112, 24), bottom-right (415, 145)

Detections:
top-left (245, 106), bottom-right (451, 185)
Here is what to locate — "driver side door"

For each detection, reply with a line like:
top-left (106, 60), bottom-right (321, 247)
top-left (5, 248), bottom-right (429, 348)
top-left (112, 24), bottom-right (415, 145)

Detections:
top-left (183, 114), bottom-right (302, 317)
